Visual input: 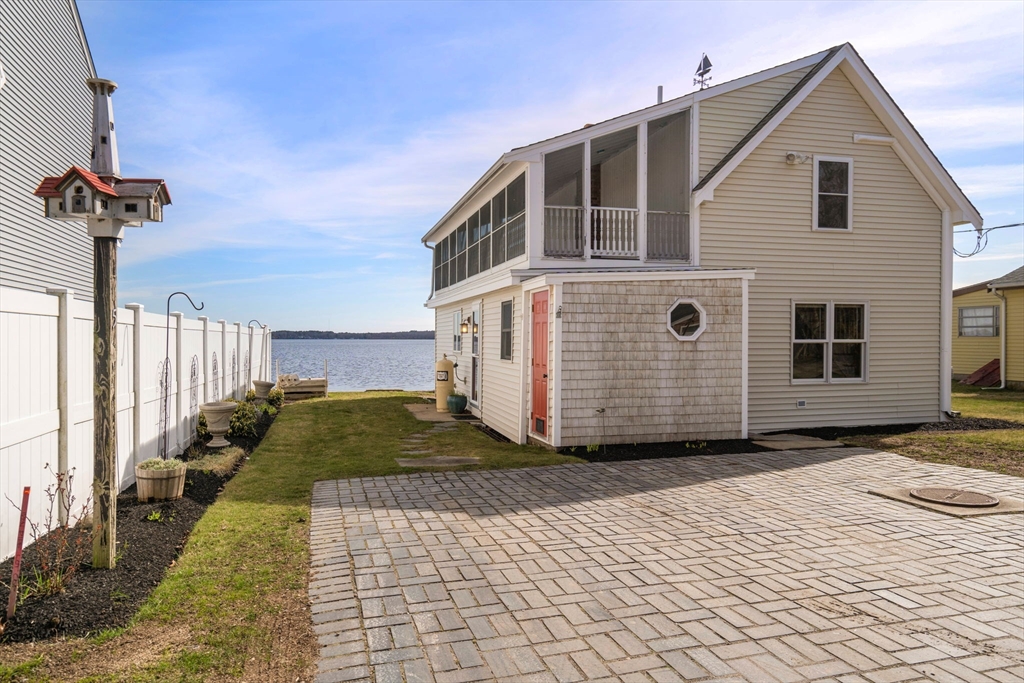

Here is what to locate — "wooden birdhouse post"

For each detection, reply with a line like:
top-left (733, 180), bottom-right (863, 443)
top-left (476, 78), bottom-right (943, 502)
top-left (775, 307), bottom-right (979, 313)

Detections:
top-left (34, 78), bottom-right (172, 569)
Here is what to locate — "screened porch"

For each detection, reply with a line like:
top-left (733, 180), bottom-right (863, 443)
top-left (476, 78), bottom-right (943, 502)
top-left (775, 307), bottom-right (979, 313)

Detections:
top-left (543, 110), bottom-right (691, 262)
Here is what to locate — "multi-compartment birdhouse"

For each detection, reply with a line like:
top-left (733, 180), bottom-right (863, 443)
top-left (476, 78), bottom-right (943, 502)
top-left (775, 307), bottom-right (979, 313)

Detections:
top-left (33, 78), bottom-right (171, 238)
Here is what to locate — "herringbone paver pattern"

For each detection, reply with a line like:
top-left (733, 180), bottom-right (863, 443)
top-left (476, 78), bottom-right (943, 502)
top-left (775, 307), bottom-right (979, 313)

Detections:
top-left (308, 448), bottom-right (1024, 682)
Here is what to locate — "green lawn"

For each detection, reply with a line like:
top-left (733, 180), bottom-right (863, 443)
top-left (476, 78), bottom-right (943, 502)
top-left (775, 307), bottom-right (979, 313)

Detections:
top-left (842, 386), bottom-right (1024, 477)
top-left (0, 393), bottom-right (580, 682)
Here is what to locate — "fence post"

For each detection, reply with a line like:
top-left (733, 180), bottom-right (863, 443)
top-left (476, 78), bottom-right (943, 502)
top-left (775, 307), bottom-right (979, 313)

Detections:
top-left (234, 322), bottom-right (242, 398)
top-left (248, 325), bottom-right (254, 392)
top-left (45, 288), bottom-right (72, 524)
top-left (198, 315), bottom-right (209, 403)
top-left (267, 328), bottom-right (273, 382)
top-left (125, 303), bottom-right (143, 472)
top-left (172, 312), bottom-right (184, 455)
top-left (219, 319), bottom-right (227, 402)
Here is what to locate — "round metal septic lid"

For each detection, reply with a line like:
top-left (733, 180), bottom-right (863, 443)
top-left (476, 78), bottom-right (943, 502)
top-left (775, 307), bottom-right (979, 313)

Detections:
top-left (909, 487), bottom-right (999, 508)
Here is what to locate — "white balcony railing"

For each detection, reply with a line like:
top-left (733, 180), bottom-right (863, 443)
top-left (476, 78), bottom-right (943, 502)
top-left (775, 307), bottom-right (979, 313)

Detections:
top-left (591, 207), bottom-right (638, 258)
top-left (544, 206), bottom-right (585, 257)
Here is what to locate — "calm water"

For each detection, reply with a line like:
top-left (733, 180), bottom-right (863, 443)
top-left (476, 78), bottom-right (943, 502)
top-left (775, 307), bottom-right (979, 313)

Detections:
top-left (271, 339), bottom-right (434, 392)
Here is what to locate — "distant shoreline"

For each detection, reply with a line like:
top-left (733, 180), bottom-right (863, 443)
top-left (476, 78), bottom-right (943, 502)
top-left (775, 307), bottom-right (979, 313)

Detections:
top-left (272, 330), bottom-right (434, 340)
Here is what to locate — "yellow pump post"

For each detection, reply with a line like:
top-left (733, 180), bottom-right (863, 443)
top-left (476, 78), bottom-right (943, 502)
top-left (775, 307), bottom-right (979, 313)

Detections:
top-left (435, 355), bottom-right (454, 412)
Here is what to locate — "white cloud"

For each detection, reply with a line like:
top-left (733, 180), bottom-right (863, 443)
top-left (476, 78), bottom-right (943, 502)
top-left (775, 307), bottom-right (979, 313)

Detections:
top-left (950, 165), bottom-right (1024, 200)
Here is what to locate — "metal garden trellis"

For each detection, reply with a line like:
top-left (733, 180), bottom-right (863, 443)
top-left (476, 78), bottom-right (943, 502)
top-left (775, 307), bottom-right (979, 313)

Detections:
top-left (160, 292), bottom-right (203, 460)
top-left (212, 352), bottom-right (220, 401)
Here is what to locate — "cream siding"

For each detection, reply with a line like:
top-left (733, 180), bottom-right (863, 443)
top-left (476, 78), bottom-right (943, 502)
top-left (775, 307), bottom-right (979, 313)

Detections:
top-left (1003, 288), bottom-right (1024, 385)
top-left (0, 0), bottom-right (95, 298)
top-left (951, 289), bottom-right (1002, 377)
top-left (559, 279), bottom-right (743, 446)
top-left (701, 68), bottom-right (944, 430)
top-left (480, 287), bottom-right (522, 441)
top-left (698, 67), bottom-right (813, 178)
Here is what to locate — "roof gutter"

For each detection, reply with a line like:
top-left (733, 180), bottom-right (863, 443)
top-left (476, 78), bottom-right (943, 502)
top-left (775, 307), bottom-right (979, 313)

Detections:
top-left (422, 158), bottom-right (508, 244)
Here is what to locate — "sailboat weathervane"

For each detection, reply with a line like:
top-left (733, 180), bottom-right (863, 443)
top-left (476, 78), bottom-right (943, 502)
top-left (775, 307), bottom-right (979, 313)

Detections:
top-left (694, 53), bottom-right (712, 90)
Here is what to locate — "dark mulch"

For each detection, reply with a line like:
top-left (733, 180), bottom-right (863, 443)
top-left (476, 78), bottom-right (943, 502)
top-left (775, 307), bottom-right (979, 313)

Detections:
top-left (566, 438), bottom-right (772, 463)
top-left (0, 410), bottom-right (274, 643)
top-left (776, 417), bottom-right (1023, 441)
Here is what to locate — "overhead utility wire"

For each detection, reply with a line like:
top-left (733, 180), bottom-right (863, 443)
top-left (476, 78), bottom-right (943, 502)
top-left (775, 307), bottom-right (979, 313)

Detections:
top-left (953, 222), bottom-right (1023, 258)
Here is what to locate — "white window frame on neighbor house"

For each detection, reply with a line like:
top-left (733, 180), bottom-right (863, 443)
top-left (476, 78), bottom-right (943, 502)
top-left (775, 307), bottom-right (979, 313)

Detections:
top-left (453, 311), bottom-right (462, 351)
top-left (958, 306), bottom-right (1000, 337)
top-left (812, 155), bottom-right (854, 232)
top-left (666, 298), bottom-right (707, 341)
top-left (791, 300), bottom-right (869, 384)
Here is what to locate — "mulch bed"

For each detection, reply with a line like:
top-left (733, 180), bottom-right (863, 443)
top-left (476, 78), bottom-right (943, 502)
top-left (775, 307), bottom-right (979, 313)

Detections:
top-left (0, 412), bottom-right (273, 643)
top-left (776, 417), bottom-right (1023, 441)
top-left (566, 438), bottom-right (772, 463)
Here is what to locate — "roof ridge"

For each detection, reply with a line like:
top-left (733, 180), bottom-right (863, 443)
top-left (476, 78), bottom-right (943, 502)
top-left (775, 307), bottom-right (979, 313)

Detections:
top-left (693, 45), bottom-right (843, 192)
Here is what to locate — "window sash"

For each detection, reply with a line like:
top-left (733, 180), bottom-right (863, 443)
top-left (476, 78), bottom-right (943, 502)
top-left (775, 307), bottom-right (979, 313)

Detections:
top-left (813, 157), bottom-right (852, 231)
top-left (500, 300), bottom-right (513, 360)
top-left (453, 312), bottom-right (462, 351)
top-left (792, 302), bottom-right (867, 382)
top-left (958, 306), bottom-right (999, 336)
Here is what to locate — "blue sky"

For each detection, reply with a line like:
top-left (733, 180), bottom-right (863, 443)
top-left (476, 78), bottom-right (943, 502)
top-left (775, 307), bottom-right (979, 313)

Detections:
top-left (78, 1), bottom-right (1023, 332)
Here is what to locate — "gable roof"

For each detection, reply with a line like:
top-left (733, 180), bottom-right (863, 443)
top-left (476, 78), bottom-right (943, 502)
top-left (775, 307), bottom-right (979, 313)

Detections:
top-left (989, 265), bottom-right (1024, 290)
top-left (34, 166), bottom-right (118, 198)
top-left (691, 43), bottom-right (982, 229)
top-left (117, 179), bottom-right (172, 204)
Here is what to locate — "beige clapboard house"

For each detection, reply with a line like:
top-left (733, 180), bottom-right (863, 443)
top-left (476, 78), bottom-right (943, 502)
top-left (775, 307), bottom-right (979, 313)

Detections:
top-left (421, 44), bottom-right (981, 448)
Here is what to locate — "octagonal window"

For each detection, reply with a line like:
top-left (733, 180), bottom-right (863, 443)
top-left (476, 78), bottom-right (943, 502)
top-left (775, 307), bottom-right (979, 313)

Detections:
top-left (667, 299), bottom-right (706, 340)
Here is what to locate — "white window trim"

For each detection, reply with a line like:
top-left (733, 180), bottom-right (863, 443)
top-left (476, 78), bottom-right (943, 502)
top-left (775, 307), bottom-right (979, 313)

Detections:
top-left (667, 298), bottom-right (708, 341)
top-left (500, 299), bottom-right (514, 361)
top-left (957, 306), bottom-right (1000, 337)
top-left (791, 300), bottom-right (869, 384)
top-left (812, 155), bottom-right (854, 232)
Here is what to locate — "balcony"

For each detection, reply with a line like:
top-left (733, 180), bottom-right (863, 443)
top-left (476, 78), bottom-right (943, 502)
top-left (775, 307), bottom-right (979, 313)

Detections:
top-left (543, 206), bottom-right (689, 261)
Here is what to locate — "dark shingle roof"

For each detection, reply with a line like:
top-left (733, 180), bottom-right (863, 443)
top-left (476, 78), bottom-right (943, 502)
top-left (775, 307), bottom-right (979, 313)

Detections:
top-left (989, 266), bottom-right (1024, 289)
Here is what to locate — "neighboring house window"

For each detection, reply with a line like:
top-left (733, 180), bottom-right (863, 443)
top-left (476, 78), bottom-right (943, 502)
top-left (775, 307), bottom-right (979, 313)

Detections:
top-left (959, 306), bottom-right (999, 337)
top-left (500, 300), bottom-right (513, 360)
top-left (667, 298), bottom-right (707, 341)
top-left (793, 302), bottom-right (866, 382)
top-left (813, 157), bottom-right (852, 231)
top-left (453, 311), bottom-right (462, 351)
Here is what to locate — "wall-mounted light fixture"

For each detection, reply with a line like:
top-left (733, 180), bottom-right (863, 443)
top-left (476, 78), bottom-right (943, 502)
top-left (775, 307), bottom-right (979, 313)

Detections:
top-left (786, 152), bottom-right (811, 165)
top-left (460, 318), bottom-right (478, 335)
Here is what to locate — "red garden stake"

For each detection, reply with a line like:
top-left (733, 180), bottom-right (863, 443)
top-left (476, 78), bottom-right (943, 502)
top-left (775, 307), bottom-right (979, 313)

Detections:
top-left (6, 486), bottom-right (30, 621)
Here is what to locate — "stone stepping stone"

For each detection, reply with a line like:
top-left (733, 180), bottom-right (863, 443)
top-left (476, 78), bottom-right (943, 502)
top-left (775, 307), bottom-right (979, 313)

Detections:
top-left (396, 456), bottom-right (481, 467)
top-left (400, 450), bottom-right (433, 455)
top-left (751, 433), bottom-right (844, 450)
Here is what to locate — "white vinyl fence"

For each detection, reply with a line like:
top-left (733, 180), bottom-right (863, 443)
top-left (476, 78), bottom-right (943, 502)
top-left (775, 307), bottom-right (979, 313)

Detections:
top-left (0, 286), bottom-right (272, 560)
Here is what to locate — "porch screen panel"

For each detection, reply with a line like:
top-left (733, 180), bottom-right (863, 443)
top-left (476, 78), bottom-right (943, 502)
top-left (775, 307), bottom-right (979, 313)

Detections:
top-left (544, 143), bottom-right (584, 257)
top-left (468, 213), bottom-right (480, 277)
top-left (591, 127), bottom-right (638, 258)
top-left (506, 173), bottom-right (526, 259)
top-left (492, 188), bottom-right (507, 266)
top-left (479, 203), bottom-right (491, 271)
top-left (647, 110), bottom-right (690, 261)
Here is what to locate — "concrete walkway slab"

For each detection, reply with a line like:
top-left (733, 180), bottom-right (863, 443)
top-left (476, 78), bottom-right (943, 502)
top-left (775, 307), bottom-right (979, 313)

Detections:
top-left (752, 433), bottom-right (845, 449)
top-left (405, 403), bottom-right (455, 422)
top-left (309, 449), bottom-right (1024, 683)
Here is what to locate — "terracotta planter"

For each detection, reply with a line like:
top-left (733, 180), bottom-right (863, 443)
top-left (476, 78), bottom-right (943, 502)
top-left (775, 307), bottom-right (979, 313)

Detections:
top-left (253, 380), bottom-right (275, 400)
top-left (447, 394), bottom-right (468, 414)
top-left (200, 401), bottom-right (237, 448)
top-left (135, 464), bottom-right (186, 502)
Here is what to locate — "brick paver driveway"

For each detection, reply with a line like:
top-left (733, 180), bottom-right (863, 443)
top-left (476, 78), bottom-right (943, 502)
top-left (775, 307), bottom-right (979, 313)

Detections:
top-left (308, 448), bottom-right (1023, 683)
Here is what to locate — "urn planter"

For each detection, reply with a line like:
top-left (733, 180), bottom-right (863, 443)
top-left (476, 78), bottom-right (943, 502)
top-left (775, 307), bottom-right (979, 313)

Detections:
top-left (447, 394), bottom-right (468, 414)
top-left (200, 401), bottom-right (237, 448)
top-left (135, 463), bottom-right (186, 502)
top-left (252, 380), bottom-right (275, 400)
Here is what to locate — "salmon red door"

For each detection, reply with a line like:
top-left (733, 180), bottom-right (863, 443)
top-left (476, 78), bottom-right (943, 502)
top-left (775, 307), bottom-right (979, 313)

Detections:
top-left (531, 290), bottom-right (549, 436)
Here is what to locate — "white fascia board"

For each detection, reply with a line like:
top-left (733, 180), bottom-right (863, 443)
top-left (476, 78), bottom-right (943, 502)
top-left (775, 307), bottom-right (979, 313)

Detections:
top-left (838, 57), bottom-right (982, 230)
top-left (422, 159), bottom-right (508, 243)
top-left (424, 265), bottom-right (523, 309)
top-left (520, 268), bottom-right (755, 291)
top-left (692, 51), bottom-right (844, 206)
top-left (69, 0), bottom-right (97, 78)
top-left (503, 50), bottom-right (829, 165)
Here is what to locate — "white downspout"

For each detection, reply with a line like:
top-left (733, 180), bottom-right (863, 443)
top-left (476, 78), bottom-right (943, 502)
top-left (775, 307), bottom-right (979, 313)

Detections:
top-left (940, 210), bottom-right (952, 419)
top-left (423, 240), bottom-right (435, 302)
top-left (991, 287), bottom-right (1007, 389)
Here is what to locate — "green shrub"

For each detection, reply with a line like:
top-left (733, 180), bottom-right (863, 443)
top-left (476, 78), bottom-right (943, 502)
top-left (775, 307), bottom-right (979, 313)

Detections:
top-left (267, 388), bottom-right (284, 408)
top-left (258, 403), bottom-right (278, 418)
top-left (228, 400), bottom-right (258, 438)
top-left (138, 457), bottom-right (185, 471)
top-left (196, 412), bottom-right (209, 440)
top-left (245, 389), bottom-right (257, 403)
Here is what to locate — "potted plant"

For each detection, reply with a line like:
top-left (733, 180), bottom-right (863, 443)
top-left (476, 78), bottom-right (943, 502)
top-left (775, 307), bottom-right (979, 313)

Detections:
top-left (253, 379), bottom-right (275, 400)
top-left (200, 401), bottom-right (238, 447)
top-left (447, 389), bottom-right (468, 415)
top-left (135, 457), bottom-right (186, 502)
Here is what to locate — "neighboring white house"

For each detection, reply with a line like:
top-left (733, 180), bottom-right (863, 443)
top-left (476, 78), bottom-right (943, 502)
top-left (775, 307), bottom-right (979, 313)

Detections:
top-left (422, 43), bottom-right (981, 448)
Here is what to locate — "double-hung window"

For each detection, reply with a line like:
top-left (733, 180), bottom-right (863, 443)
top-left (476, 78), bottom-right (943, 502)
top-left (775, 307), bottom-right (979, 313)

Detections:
top-left (793, 302), bottom-right (867, 382)
top-left (500, 300), bottom-right (513, 360)
top-left (813, 157), bottom-right (852, 231)
top-left (958, 306), bottom-right (999, 336)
